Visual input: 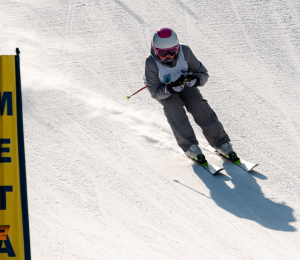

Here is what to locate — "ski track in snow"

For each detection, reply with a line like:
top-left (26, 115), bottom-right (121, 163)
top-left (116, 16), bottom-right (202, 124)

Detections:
top-left (1, 0), bottom-right (300, 259)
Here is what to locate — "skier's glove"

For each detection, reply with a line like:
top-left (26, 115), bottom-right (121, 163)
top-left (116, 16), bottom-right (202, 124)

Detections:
top-left (167, 75), bottom-right (186, 94)
top-left (185, 74), bottom-right (202, 87)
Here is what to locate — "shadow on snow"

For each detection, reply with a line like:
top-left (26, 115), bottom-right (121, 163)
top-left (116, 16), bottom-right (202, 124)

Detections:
top-left (190, 162), bottom-right (296, 232)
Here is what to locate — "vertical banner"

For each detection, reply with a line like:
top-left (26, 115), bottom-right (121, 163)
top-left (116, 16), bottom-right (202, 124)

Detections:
top-left (0, 51), bottom-right (31, 259)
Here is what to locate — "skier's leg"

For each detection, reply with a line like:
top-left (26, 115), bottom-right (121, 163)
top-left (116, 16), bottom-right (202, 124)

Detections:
top-left (179, 87), bottom-right (230, 149)
top-left (158, 94), bottom-right (198, 152)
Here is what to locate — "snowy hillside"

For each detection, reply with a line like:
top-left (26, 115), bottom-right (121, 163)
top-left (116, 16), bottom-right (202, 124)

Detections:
top-left (1, 0), bottom-right (300, 259)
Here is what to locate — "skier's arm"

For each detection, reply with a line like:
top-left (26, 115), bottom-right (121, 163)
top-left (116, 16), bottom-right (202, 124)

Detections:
top-left (182, 45), bottom-right (209, 86)
top-left (145, 56), bottom-right (172, 100)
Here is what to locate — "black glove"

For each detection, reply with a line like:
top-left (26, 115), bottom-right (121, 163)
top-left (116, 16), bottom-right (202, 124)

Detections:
top-left (185, 74), bottom-right (202, 87)
top-left (167, 75), bottom-right (186, 94)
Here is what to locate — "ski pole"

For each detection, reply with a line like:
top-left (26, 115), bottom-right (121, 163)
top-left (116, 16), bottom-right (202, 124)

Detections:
top-left (126, 86), bottom-right (147, 100)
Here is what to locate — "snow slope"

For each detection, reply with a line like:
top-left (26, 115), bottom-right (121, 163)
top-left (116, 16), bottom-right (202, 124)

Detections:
top-left (1, 0), bottom-right (300, 259)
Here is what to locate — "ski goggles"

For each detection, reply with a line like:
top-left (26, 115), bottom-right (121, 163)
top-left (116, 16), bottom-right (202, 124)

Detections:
top-left (153, 45), bottom-right (179, 58)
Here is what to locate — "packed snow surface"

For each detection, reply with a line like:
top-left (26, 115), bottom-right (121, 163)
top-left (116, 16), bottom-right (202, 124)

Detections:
top-left (1, 0), bottom-right (300, 259)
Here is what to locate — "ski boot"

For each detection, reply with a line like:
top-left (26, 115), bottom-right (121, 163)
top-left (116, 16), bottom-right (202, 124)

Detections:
top-left (186, 144), bottom-right (208, 167)
top-left (217, 143), bottom-right (240, 165)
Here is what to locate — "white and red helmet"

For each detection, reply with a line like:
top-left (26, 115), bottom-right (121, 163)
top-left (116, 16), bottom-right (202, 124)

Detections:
top-left (152, 27), bottom-right (179, 49)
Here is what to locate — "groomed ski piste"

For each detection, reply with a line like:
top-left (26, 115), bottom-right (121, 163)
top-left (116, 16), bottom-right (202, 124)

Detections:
top-left (1, 0), bottom-right (300, 259)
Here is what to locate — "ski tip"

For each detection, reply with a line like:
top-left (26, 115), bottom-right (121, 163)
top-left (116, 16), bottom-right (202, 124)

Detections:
top-left (215, 167), bottom-right (225, 174)
top-left (203, 164), bottom-right (224, 175)
top-left (238, 162), bottom-right (259, 172)
top-left (248, 163), bottom-right (259, 172)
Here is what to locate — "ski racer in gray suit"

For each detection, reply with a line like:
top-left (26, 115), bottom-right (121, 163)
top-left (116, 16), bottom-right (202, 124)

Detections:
top-left (145, 27), bottom-right (240, 165)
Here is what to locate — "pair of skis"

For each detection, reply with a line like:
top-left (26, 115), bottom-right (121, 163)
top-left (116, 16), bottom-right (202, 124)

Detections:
top-left (191, 145), bottom-right (258, 175)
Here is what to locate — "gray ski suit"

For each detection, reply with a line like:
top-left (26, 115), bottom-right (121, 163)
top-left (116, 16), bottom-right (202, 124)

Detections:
top-left (145, 44), bottom-right (230, 152)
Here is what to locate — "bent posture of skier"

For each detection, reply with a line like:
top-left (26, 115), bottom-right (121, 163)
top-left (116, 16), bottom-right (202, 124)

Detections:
top-left (145, 27), bottom-right (240, 165)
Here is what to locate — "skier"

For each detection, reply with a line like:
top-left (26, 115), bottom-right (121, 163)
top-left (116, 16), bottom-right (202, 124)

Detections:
top-left (144, 27), bottom-right (240, 165)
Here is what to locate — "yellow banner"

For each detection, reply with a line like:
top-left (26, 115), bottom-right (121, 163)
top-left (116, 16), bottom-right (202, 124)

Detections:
top-left (0, 55), bottom-right (30, 259)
